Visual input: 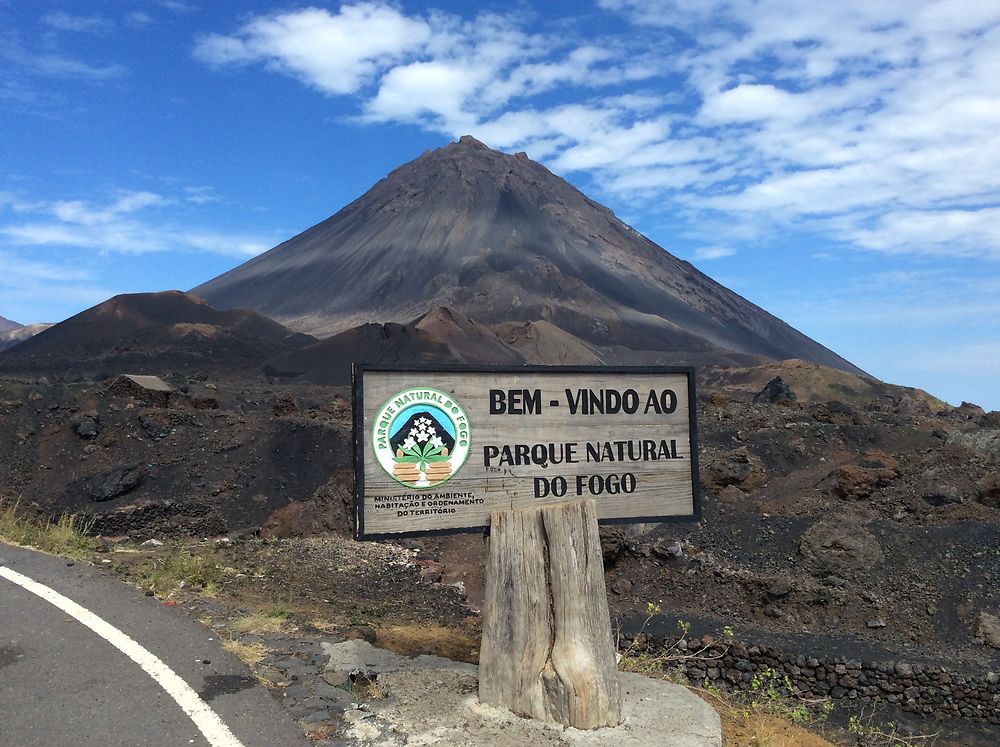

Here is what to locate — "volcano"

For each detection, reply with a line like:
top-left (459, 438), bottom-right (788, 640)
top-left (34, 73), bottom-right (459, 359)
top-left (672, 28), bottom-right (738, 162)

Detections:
top-left (193, 136), bottom-right (862, 374)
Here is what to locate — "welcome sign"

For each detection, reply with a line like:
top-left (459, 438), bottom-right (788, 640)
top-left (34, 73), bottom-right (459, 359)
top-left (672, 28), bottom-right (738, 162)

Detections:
top-left (353, 365), bottom-right (699, 539)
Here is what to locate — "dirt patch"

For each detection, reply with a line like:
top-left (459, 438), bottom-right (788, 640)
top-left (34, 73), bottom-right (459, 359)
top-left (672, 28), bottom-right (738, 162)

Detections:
top-left (376, 622), bottom-right (480, 663)
top-left (714, 710), bottom-right (834, 747)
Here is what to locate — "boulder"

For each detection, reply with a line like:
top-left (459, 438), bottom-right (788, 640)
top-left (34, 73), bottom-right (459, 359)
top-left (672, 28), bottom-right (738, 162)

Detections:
top-left (752, 377), bottom-right (797, 405)
top-left (954, 402), bottom-right (986, 421)
top-left (86, 464), bottom-right (144, 501)
top-left (977, 474), bottom-right (1000, 508)
top-left (71, 411), bottom-right (99, 438)
top-left (703, 448), bottom-right (767, 492)
top-left (799, 515), bottom-right (884, 580)
top-left (829, 465), bottom-right (894, 500)
top-left (811, 400), bottom-right (855, 424)
top-left (919, 478), bottom-right (965, 506)
top-left (978, 612), bottom-right (1000, 648)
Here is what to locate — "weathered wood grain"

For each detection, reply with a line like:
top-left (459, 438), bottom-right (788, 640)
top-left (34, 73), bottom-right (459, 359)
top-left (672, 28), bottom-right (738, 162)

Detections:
top-left (479, 499), bottom-right (623, 729)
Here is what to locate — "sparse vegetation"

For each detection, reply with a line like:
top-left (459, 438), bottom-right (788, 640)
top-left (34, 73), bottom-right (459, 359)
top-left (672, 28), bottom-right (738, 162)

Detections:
top-left (230, 610), bottom-right (296, 636)
top-left (223, 638), bottom-right (268, 668)
top-left (847, 707), bottom-right (939, 746)
top-left (695, 671), bottom-right (834, 747)
top-left (347, 670), bottom-right (389, 702)
top-left (262, 600), bottom-right (294, 620)
top-left (136, 545), bottom-right (222, 596)
top-left (742, 668), bottom-right (833, 725)
top-left (617, 604), bottom-right (733, 676)
top-left (0, 498), bottom-right (95, 560)
top-left (620, 610), bottom-right (837, 746)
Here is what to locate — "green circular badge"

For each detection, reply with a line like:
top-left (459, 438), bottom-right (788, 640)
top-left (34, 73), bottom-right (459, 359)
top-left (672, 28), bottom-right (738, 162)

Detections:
top-left (372, 387), bottom-right (470, 489)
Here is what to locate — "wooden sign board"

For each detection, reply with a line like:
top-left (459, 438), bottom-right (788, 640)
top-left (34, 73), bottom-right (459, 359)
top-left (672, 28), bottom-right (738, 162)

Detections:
top-left (353, 365), bottom-right (699, 540)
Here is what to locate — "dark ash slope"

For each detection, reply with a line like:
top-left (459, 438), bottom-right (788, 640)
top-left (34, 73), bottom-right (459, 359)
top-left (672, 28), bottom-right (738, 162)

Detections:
top-left (194, 136), bottom-right (864, 375)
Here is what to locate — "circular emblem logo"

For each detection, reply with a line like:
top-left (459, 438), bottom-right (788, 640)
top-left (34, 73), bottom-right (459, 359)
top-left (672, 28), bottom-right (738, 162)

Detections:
top-left (372, 387), bottom-right (470, 489)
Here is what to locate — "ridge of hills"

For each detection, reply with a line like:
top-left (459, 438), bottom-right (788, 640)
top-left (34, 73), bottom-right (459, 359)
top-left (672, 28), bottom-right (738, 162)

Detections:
top-left (0, 315), bottom-right (22, 335)
top-left (0, 315), bottom-right (26, 353)
top-left (193, 135), bottom-right (864, 376)
top-left (0, 319), bottom-right (52, 354)
top-left (0, 290), bottom-right (316, 375)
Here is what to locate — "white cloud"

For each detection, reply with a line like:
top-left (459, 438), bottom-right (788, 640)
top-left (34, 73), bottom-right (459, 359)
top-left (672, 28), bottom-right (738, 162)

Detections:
top-left (41, 12), bottom-right (113, 35)
top-left (0, 251), bottom-right (91, 283)
top-left (193, 1), bottom-right (1000, 262)
top-left (699, 84), bottom-right (818, 124)
top-left (0, 36), bottom-right (125, 81)
top-left (125, 12), bottom-right (154, 28)
top-left (199, 4), bottom-right (656, 139)
top-left (914, 343), bottom-right (1000, 377)
top-left (0, 251), bottom-right (112, 324)
top-left (46, 191), bottom-right (166, 226)
top-left (849, 208), bottom-right (1000, 259)
top-left (0, 189), bottom-right (273, 258)
top-left (183, 186), bottom-right (220, 205)
top-left (692, 246), bottom-right (735, 261)
top-left (365, 59), bottom-right (484, 127)
top-left (193, 4), bottom-right (432, 95)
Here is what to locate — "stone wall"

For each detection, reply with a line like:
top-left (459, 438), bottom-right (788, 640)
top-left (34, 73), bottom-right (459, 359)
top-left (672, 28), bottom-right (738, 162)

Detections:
top-left (621, 633), bottom-right (1000, 725)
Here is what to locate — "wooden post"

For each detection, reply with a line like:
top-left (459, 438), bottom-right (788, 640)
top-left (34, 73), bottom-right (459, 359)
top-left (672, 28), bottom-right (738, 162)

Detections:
top-left (479, 499), bottom-right (623, 729)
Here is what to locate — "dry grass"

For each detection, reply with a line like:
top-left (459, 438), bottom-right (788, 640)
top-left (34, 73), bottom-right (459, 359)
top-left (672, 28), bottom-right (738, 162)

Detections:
top-left (0, 499), bottom-right (94, 560)
top-left (222, 639), bottom-right (268, 668)
top-left (305, 618), bottom-right (340, 634)
top-left (376, 622), bottom-right (480, 663)
top-left (693, 685), bottom-right (836, 747)
top-left (229, 610), bottom-right (296, 636)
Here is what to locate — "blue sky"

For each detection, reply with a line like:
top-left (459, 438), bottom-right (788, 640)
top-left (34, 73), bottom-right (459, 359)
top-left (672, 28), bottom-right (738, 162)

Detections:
top-left (1, 1), bottom-right (999, 410)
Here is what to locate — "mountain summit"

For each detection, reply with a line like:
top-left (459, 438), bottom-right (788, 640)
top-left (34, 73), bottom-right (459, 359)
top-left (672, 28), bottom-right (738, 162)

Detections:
top-left (194, 136), bottom-right (862, 374)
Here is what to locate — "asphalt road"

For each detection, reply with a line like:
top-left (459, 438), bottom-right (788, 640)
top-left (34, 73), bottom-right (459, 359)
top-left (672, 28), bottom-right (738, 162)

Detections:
top-left (0, 542), bottom-right (307, 747)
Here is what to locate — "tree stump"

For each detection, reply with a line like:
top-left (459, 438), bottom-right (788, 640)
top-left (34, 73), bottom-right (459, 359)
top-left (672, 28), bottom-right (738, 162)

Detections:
top-left (479, 499), bottom-right (623, 729)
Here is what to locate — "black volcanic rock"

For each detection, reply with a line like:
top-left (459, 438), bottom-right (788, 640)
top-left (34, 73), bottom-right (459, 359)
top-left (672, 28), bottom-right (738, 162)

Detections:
top-left (0, 291), bottom-right (315, 375)
top-left (753, 376), bottom-right (797, 404)
top-left (194, 136), bottom-right (864, 374)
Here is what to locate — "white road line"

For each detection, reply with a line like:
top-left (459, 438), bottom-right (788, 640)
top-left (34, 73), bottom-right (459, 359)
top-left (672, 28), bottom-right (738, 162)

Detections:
top-left (0, 565), bottom-right (245, 747)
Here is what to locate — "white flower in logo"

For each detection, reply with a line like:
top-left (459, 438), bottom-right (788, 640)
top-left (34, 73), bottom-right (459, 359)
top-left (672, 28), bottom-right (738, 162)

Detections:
top-left (430, 435), bottom-right (443, 448)
top-left (402, 437), bottom-right (416, 450)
